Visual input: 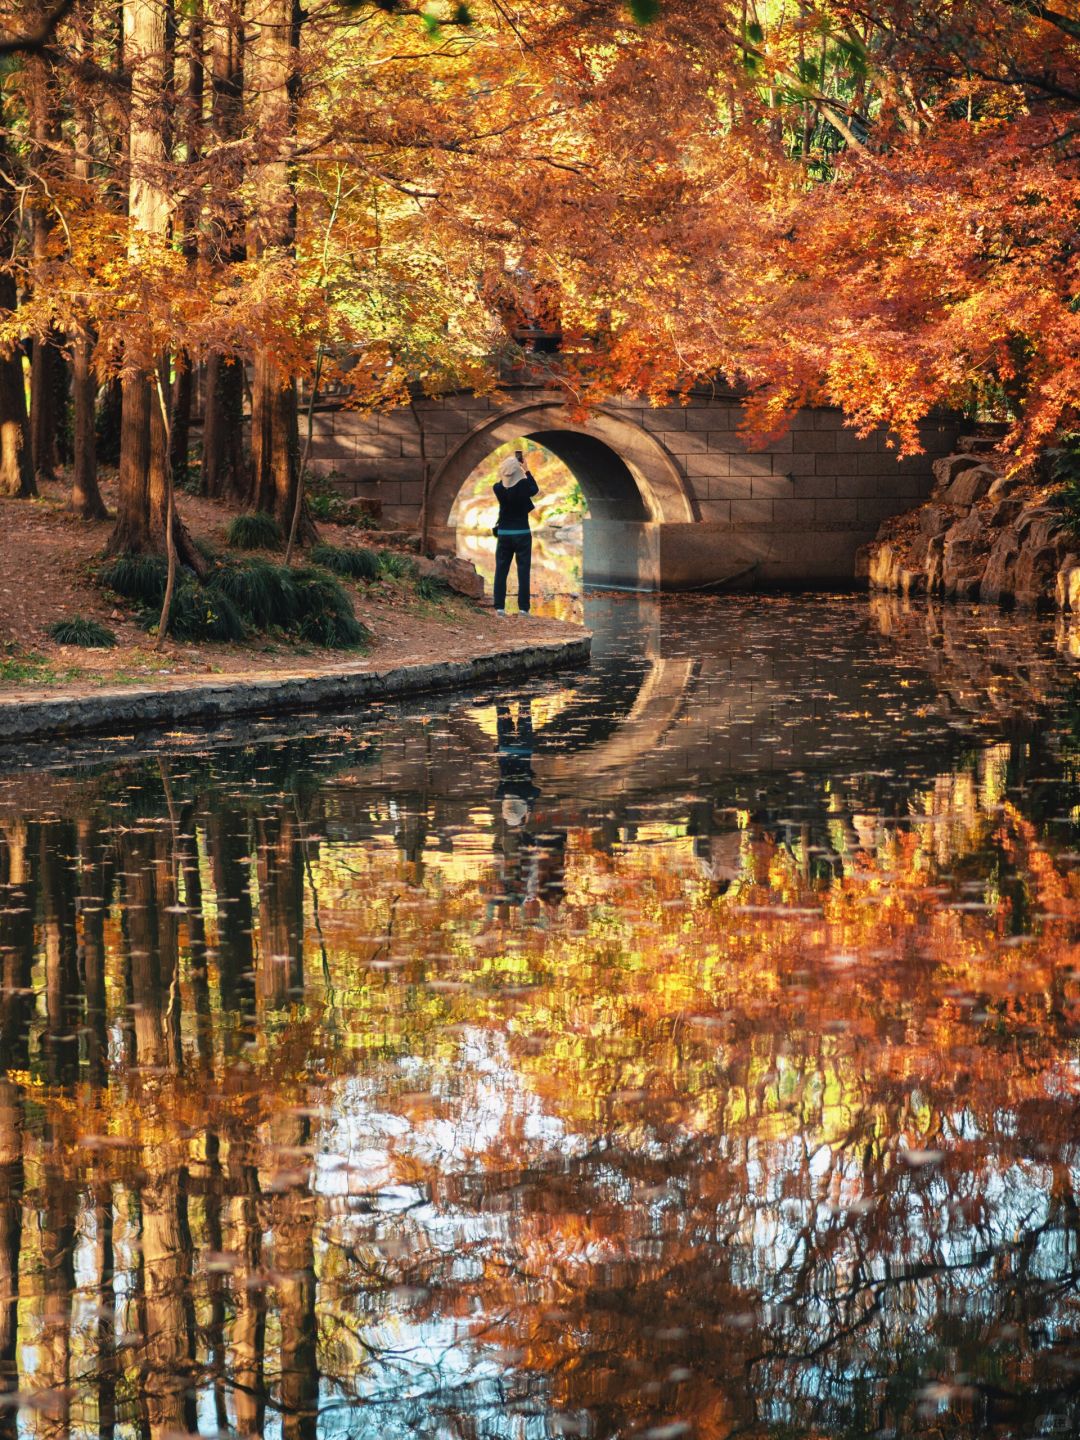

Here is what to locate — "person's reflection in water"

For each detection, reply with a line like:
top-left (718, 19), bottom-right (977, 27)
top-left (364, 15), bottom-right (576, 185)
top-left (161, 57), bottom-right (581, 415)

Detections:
top-left (490, 699), bottom-right (566, 923)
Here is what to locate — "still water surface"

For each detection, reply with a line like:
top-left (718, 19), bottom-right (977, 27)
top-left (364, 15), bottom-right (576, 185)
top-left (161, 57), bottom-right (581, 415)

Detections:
top-left (1, 594), bottom-right (1079, 1439)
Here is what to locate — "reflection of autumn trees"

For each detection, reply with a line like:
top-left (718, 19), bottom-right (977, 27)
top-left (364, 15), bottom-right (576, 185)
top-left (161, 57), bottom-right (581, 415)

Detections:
top-left (0, 735), bottom-right (1074, 1437)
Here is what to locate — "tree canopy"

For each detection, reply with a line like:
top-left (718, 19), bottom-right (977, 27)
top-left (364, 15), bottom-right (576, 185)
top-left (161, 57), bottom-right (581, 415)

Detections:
top-left (0, 0), bottom-right (1076, 550)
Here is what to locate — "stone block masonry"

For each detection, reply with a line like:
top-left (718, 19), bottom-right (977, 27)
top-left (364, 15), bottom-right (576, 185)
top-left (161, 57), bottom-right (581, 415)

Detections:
top-left (309, 387), bottom-right (962, 588)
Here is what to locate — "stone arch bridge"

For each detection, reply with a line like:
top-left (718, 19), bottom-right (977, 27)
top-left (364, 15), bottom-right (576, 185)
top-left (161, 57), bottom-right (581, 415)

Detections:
top-left (310, 385), bottom-right (959, 590)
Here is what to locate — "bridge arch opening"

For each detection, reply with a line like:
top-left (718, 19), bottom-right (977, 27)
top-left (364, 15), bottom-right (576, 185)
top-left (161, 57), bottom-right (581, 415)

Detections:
top-left (429, 402), bottom-right (696, 596)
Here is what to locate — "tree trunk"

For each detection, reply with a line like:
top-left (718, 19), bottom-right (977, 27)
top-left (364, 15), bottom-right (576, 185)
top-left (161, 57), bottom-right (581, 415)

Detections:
top-left (0, 122), bottom-right (33, 499)
top-left (202, 0), bottom-right (247, 501)
top-left (203, 353), bottom-right (247, 501)
top-left (111, 0), bottom-right (204, 568)
top-left (71, 335), bottom-right (106, 517)
top-left (29, 61), bottom-right (63, 486)
top-left (167, 7), bottom-right (201, 492)
top-left (169, 352), bottom-right (193, 486)
top-left (70, 6), bottom-right (107, 519)
top-left (246, 0), bottom-right (314, 540)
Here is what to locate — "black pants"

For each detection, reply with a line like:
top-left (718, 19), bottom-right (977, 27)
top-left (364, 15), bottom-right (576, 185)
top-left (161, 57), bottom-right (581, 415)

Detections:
top-left (493, 531), bottom-right (532, 612)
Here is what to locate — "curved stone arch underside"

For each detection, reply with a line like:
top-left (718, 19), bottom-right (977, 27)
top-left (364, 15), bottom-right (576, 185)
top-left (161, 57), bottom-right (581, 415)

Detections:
top-left (431, 402), bottom-right (696, 533)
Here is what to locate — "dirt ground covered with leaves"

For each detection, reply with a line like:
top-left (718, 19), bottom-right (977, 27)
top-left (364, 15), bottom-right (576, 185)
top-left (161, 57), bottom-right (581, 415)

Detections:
top-left (0, 479), bottom-right (578, 698)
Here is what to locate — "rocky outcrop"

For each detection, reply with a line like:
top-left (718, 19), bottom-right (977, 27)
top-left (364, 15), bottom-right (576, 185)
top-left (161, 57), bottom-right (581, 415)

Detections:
top-left (413, 553), bottom-right (486, 599)
top-left (861, 442), bottom-right (1079, 610)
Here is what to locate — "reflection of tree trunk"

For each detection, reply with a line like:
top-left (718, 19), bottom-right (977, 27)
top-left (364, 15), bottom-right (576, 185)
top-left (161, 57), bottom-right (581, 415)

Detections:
top-left (77, 818), bottom-right (112, 1084)
top-left (227, 1160), bottom-right (265, 1437)
top-left (255, 812), bottom-right (304, 1010)
top-left (207, 808), bottom-right (256, 1044)
top-left (204, 1134), bottom-right (230, 1432)
top-left (153, 828), bottom-right (183, 1068)
top-left (37, 1160), bottom-right (75, 1436)
top-left (0, 1081), bottom-right (23, 1430)
top-left (267, 1115), bottom-right (317, 1440)
top-left (40, 822), bottom-right (79, 1086)
top-left (140, 1167), bottom-right (197, 1438)
top-left (0, 822), bottom-right (37, 1067)
top-left (93, 1178), bottom-right (117, 1440)
top-left (176, 809), bottom-right (212, 1062)
top-left (120, 830), bottom-right (167, 1068)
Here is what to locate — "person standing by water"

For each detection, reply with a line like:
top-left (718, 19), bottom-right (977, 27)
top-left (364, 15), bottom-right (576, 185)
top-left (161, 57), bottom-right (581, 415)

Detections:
top-left (492, 449), bottom-right (539, 616)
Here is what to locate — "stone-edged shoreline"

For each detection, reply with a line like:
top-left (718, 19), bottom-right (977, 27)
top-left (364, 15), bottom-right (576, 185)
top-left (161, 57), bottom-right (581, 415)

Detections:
top-left (0, 634), bottom-right (591, 742)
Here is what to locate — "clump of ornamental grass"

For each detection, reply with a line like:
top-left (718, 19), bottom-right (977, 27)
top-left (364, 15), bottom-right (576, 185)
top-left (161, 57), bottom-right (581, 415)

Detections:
top-left (48, 616), bottom-right (117, 648)
top-left (225, 511), bottom-right (284, 551)
top-left (97, 553), bottom-right (169, 608)
top-left (291, 567), bottom-right (371, 649)
top-left (309, 543), bottom-right (382, 582)
top-left (378, 550), bottom-right (416, 581)
top-left (143, 577), bottom-right (248, 643)
top-left (208, 558), bottom-right (301, 631)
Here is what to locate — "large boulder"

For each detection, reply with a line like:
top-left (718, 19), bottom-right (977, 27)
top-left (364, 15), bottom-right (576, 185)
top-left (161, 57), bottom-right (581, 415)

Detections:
top-left (867, 542), bottom-right (903, 591)
top-left (987, 474), bottom-right (1024, 501)
top-left (925, 533), bottom-right (946, 593)
top-left (1013, 544), bottom-right (1066, 609)
top-left (986, 498), bottom-right (1023, 529)
top-left (414, 553), bottom-right (485, 599)
top-left (979, 530), bottom-right (1021, 605)
top-left (942, 511), bottom-right (993, 597)
top-left (918, 504), bottom-right (954, 538)
top-left (931, 453), bottom-right (981, 493)
top-left (1055, 555), bottom-right (1080, 610)
top-left (956, 434), bottom-right (1003, 455)
top-left (944, 465), bottom-right (998, 507)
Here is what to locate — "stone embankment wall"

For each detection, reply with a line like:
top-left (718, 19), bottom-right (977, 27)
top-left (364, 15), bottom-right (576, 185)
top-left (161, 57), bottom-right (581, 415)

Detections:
top-left (862, 438), bottom-right (1080, 609)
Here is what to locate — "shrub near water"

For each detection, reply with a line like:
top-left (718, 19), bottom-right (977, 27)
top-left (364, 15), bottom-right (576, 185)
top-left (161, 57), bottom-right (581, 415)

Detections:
top-left (225, 511), bottom-right (284, 551)
top-left (98, 551), bottom-right (370, 650)
top-left (164, 579), bottom-right (247, 642)
top-left (48, 616), bottom-right (117, 648)
top-left (309, 543), bottom-right (381, 582)
top-left (291, 567), bottom-right (371, 649)
top-left (209, 559), bottom-right (301, 630)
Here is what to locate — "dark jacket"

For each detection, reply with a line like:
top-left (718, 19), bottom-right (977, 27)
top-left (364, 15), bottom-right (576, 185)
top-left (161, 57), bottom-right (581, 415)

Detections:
top-left (493, 475), bottom-right (539, 534)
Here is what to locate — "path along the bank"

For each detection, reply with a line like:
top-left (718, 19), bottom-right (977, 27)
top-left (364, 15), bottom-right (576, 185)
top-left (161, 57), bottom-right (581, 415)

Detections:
top-left (0, 632), bottom-right (590, 741)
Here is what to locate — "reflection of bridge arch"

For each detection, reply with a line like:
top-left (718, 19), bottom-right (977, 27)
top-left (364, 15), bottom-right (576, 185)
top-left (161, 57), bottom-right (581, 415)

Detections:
top-left (431, 401), bottom-right (696, 589)
top-left (534, 656), bottom-right (697, 790)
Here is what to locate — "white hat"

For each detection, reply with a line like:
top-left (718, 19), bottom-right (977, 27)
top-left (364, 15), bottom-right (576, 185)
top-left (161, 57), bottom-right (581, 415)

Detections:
top-left (502, 796), bottom-right (530, 827)
top-left (498, 456), bottom-right (526, 487)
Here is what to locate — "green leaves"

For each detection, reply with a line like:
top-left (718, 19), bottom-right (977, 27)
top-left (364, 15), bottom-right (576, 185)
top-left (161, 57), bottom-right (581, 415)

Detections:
top-left (628, 0), bottom-right (661, 25)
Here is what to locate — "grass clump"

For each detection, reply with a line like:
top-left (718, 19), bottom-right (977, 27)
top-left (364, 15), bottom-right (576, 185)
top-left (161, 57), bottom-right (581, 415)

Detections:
top-left (97, 549), bottom-right (369, 650)
top-left (209, 558), bottom-right (300, 630)
top-left (310, 543), bottom-right (381, 582)
top-left (48, 616), bottom-right (116, 648)
top-left (97, 553), bottom-right (168, 607)
top-left (378, 549), bottom-right (416, 581)
top-left (291, 567), bottom-right (371, 649)
top-left (146, 578), bottom-right (247, 643)
top-left (225, 511), bottom-right (284, 551)
top-left (415, 574), bottom-right (451, 603)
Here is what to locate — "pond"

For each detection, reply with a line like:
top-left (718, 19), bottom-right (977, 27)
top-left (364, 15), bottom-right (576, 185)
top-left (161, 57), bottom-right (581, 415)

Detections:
top-left (0, 593), bottom-right (1078, 1439)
